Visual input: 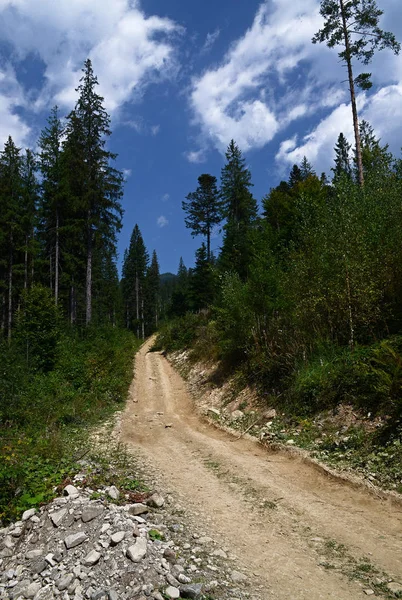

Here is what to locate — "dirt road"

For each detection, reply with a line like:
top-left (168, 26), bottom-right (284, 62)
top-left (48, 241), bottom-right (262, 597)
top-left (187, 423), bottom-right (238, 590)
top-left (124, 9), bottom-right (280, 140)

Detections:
top-left (120, 339), bottom-right (402, 599)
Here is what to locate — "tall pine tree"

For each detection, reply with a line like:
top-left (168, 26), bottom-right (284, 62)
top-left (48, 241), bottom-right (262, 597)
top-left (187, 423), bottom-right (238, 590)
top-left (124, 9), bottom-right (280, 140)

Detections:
top-left (182, 174), bottom-right (222, 261)
top-left (219, 140), bottom-right (257, 280)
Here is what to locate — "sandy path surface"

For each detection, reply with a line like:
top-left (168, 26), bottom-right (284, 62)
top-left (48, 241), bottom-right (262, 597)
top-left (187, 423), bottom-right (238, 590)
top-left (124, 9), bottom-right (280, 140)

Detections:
top-left (120, 339), bottom-right (402, 599)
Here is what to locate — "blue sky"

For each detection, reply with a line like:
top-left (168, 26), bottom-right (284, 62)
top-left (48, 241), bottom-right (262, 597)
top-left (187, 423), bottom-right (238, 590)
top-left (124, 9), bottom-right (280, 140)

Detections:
top-left (0, 0), bottom-right (401, 274)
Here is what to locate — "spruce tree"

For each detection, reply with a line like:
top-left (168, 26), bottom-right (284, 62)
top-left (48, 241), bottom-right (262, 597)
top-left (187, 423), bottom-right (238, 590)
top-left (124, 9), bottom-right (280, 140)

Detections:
top-left (182, 174), bottom-right (222, 261)
top-left (312, 0), bottom-right (400, 187)
top-left (220, 140), bottom-right (257, 280)
top-left (121, 224), bottom-right (149, 337)
top-left (144, 250), bottom-right (160, 333)
top-left (191, 243), bottom-right (215, 310)
top-left (21, 149), bottom-right (39, 290)
top-left (65, 59), bottom-right (123, 325)
top-left (0, 137), bottom-right (24, 340)
top-left (332, 133), bottom-right (352, 180)
top-left (38, 106), bottom-right (64, 304)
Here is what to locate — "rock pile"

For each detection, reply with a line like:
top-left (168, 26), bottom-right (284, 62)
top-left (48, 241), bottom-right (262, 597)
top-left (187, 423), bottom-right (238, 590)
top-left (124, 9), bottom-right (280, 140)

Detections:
top-left (0, 481), bottom-right (257, 600)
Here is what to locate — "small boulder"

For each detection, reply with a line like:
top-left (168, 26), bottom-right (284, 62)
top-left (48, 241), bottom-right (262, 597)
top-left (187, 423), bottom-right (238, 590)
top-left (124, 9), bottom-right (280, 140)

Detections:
top-left (64, 532), bottom-right (88, 549)
top-left (147, 493), bottom-right (165, 508)
top-left (128, 503), bottom-right (148, 516)
top-left (82, 550), bottom-right (101, 566)
top-left (180, 584), bottom-right (203, 599)
top-left (126, 538), bottom-right (147, 562)
top-left (106, 486), bottom-right (120, 500)
top-left (63, 484), bottom-right (79, 497)
top-left (164, 586), bottom-right (180, 599)
top-left (22, 508), bottom-right (36, 521)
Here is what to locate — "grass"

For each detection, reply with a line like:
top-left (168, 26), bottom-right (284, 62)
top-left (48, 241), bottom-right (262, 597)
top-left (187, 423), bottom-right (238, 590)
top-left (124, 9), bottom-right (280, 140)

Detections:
top-left (0, 326), bottom-right (140, 523)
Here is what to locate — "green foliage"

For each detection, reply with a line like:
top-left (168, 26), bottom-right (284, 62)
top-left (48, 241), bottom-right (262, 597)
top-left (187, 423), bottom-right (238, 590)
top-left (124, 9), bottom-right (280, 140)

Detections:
top-left (0, 326), bottom-right (139, 523)
top-left (15, 285), bottom-right (61, 371)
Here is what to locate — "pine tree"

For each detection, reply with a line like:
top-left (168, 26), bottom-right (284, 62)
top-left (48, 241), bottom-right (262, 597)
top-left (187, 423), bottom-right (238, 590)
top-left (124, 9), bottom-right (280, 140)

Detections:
top-left (0, 137), bottom-right (24, 340)
top-left (190, 243), bottom-right (215, 310)
top-left (332, 133), bottom-right (352, 180)
top-left (21, 149), bottom-right (39, 290)
top-left (182, 174), bottom-right (222, 261)
top-left (358, 120), bottom-right (393, 177)
top-left (121, 224), bottom-right (149, 337)
top-left (144, 250), bottom-right (160, 334)
top-left (169, 258), bottom-right (191, 317)
top-left (38, 106), bottom-right (65, 305)
top-left (300, 156), bottom-right (316, 180)
top-left (220, 140), bottom-right (257, 280)
top-left (65, 59), bottom-right (123, 325)
top-left (313, 0), bottom-right (400, 187)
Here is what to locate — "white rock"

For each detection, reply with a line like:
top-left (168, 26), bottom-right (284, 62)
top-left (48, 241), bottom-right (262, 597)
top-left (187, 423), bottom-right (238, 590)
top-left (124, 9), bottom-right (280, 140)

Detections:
top-left (147, 493), bottom-right (165, 508)
top-left (26, 549), bottom-right (44, 559)
top-left (64, 532), bottom-right (88, 549)
top-left (388, 582), bottom-right (402, 594)
top-left (64, 484), bottom-right (79, 497)
top-left (126, 538), bottom-right (147, 562)
top-left (106, 486), bottom-right (120, 500)
top-left (50, 509), bottom-right (68, 528)
top-left (110, 531), bottom-right (125, 546)
top-left (164, 586), bottom-right (180, 599)
top-left (26, 582), bottom-right (42, 599)
top-left (82, 550), bottom-right (101, 566)
top-left (129, 503), bottom-right (148, 516)
top-left (22, 508), bottom-right (36, 521)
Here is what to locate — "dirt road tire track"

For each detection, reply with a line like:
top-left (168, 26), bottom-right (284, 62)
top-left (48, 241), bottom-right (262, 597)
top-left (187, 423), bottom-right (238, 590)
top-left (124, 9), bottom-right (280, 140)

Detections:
top-left (120, 339), bottom-right (402, 599)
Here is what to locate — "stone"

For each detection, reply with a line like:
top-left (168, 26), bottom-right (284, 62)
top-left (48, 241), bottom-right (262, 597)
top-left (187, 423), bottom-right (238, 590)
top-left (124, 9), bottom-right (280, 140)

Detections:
top-left (33, 584), bottom-right (54, 600)
top-left (92, 591), bottom-right (108, 600)
top-left (82, 550), bottom-right (101, 566)
top-left (388, 582), bottom-right (402, 594)
top-left (264, 408), bottom-right (277, 419)
top-left (230, 571), bottom-right (247, 583)
top-left (286, 439), bottom-right (296, 445)
top-left (163, 548), bottom-right (176, 563)
top-left (126, 538), bottom-right (147, 562)
top-left (50, 509), bottom-right (68, 528)
top-left (81, 507), bottom-right (104, 523)
top-left (26, 549), bottom-right (43, 559)
top-left (31, 559), bottom-right (48, 575)
top-left (45, 553), bottom-right (57, 567)
top-left (57, 575), bottom-right (75, 591)
top-left (128, 503), bottom-right (148, 516)
top-left (363, 591), bottom-right (375, 596)
top-left (22, 508), bottom-right (36, 521)
top-left (231, 410), bottom-right (244, 421)
top-left (177, 574), bottom-right (191, 585)
top-left (164, 586), bottom-right (180, 599)
top-left (106, 486), bottom-right (120, 501)
top-left (207, 408), bottom-right (220, 417)
top-left (180, 584), bottom-right (203, 599)
top-left (108, 590), bottom-right (118, 600)
top-left (64, 484), bottom-right (79, 497)
top-left (110, 531), bottom-right (125, 546)
top-left (147, 493), bottom-right (165, 509)
top-left (65, 532), bottom-right (88, 549)
top-left (198, 536), bottom-right (212, 544)
top-left (26, 582), bottom-right (42, 599)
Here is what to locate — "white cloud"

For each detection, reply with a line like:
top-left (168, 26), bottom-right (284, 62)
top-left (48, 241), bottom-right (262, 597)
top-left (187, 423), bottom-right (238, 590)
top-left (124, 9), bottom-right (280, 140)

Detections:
top-left (0, 0), bottom-right (182, 117)
top-left (123, 168), bottom-right (132, 180)
top-left (161, 193), bottom-right (170, 202)
top-left (201, 28), bottom-right (220, 54)
top-left (157, 215), bottom-right (169, 228)
top-left (184, 149), bottom-right (207, 164)
top-left (0, 66), bottom-right (30, 146)
top-left (189, 0), bottom-right (327, 155)
top-left (151, 124), bottom-right (160, 136)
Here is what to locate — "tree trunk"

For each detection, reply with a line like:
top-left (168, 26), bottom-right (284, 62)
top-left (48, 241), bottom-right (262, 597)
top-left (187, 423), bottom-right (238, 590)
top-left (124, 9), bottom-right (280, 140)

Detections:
top-left (207, 228), bottom-right (211, 263)
top-left (86, 219), bottom-right (93, 326)
top-left (8, 233), bottom-right (13, 343)
top-left (339, 0), bottom-right (364, 187)
top-left (31, 226), bottom-right (35, 284)
top-left (24, 235), bottom-right (28, 290)
top-left (344, 255), bottom-right (355, 350)
top-left (55, 210), bottom-right (59, 306)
